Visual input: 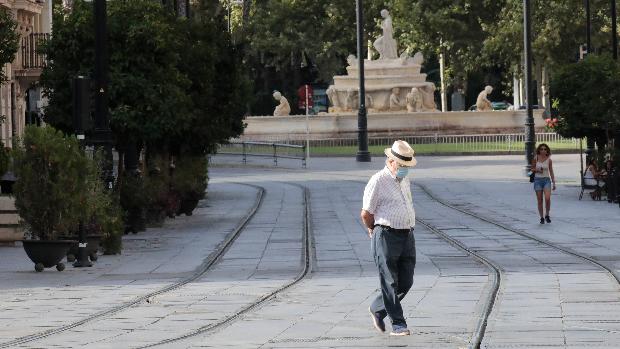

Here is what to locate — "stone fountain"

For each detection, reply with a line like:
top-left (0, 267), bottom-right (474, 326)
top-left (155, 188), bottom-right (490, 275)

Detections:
top-left (240, 9), bottom-right (545, 141)
top-left (326, 9), bottom-right (438, 114)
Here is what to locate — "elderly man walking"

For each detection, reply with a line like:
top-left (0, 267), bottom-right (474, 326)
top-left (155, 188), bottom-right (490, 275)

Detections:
top-left (361, 140), bottom-right (417, 336)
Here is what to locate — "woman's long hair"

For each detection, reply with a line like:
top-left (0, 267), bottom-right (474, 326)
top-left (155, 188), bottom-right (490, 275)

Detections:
top-left (536, 143), bottom-right (551, 155)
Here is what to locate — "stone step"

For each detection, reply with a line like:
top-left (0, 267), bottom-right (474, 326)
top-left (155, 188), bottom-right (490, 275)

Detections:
top-left (0, 196), bottom-right (22, 244)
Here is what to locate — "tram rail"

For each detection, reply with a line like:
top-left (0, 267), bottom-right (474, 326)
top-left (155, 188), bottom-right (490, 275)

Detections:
top-left (0, 184), bottom-right (265, 349)
top-left (138, 183), bottom-right (313, 348)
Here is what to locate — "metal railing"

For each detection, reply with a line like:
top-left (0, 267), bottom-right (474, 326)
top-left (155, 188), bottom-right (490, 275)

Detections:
top-left (216, 141), bottom-right (306, 168)
top-left (21, 33), bottom-right (49, 69)
top-left (270, 132), bottom-right (580, 154)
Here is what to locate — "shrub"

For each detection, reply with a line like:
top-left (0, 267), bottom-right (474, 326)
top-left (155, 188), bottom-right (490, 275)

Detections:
top-left (119, 172), bottom-right (147, 233)
top-left (173, 155), bottom-right (208, 216)
top-left (0, 145), bottom-right (9, 178)
top-left (12, 126), bottom-right (98, 240)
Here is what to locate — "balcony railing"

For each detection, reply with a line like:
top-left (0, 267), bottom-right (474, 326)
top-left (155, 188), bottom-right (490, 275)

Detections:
top-left (21, 33), bottom-right (49, 69)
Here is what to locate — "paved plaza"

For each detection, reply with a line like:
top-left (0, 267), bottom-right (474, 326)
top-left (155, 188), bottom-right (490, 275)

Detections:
top-left (1, 153), bottom-right (619, 348)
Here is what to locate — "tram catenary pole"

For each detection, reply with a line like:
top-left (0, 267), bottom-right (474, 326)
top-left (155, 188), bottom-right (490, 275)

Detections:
top-left (523, 0), bottom-right (535, 174)
top-left (355, 0), bottom-right (371, 162)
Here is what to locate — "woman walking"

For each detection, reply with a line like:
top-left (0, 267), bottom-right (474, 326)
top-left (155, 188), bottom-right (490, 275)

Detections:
top-left (531, 143), bottom-right (556, 224)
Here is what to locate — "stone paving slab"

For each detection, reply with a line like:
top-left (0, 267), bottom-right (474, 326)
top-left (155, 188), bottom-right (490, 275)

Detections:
top-left (19, 181), bottom-right (306, 348)
top-left (4, 154), bottom-right (620, 348)
top-left (172, 178), bottom-right (490, 349)
top-left (0, 183), bottom-right (259, 344)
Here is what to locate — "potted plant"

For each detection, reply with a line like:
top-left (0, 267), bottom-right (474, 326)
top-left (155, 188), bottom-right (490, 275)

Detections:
top-left (66, 181), bottom-right (124, 260)
top-left (12, 126), bottom-right (98, 272)
top-left (173, 155), bottom-right (208, 216)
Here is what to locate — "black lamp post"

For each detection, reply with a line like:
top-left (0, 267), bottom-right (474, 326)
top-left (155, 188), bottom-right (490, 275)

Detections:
top-left (612, 0), bottom-right (618, 59)
top-left (523, 0), bottom-right (535, 173)
top-left (72, 76), bottom-right (92, 268)
top-left (93, 0), bottom-right (114, 190)
top-left (613, 0), bottom-right (620, 205)
top-left (355, 0), bottom-right (371, 162)
top-left (585, 0), bottom-right (596, 162)
top-left (75, 0), bottom-right (112, 267)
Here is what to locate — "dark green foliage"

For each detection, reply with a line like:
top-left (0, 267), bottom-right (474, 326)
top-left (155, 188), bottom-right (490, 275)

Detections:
top-left (0, 8), bottom-right (19, 83)
top-left (174, 4), bottom-right (249, 153)
top-left (12, 126), bottom-right (99, 240)
top-left (242, 0), bottom-right (383, 114)
top-left (84, 152), bottom-right (124, 254)
top-left (0, 144), bottom-right (9, 178)
top-left (173, 155), bottom-right (208, 216)
top-left (41, 0), bottom-right (191, 141)
top-left (40, 0), bottom-right (246, 228)
top-left (551, 54), bottom-right (620, 145)
top-left (96, 191), bottom-right (124, 255)
top-left (144, 155), bottom-right (173, 226)
top-left (119, 173), bottom-right (147, 233)
top-left (40, 0), bottom-right (245, 153)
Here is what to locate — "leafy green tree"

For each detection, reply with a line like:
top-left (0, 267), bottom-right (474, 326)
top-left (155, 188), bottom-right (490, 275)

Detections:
top-left (41, 0), bottom-right (245, 154)
top-left (393, 0), bottom-right (502, 85)
top-left (241, 0), bottom-right (386, 114)
top-left (551, 54), bottom-right (620, 149)
top-left (41, 0), bottom-right (191, 146)
top-left (0, 8), bottom-right (19, 83)
top-left (41, 0), bottom-right (247, 222)
top-left (173, 0), bottom-right (249, 154)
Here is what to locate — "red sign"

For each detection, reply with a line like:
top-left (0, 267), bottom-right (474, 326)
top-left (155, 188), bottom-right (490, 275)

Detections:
top-left (297, 85), bottom-right (314, 109)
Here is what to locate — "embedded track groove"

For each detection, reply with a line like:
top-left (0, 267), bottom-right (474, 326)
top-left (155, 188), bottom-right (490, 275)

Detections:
top-left (0, 183), bottom-right (265, 349)
top-left (137, 182), bottom-right (313, 348)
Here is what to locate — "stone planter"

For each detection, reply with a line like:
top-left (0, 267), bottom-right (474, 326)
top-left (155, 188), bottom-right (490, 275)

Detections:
top-left (22, 240), bottom-right (76, 272)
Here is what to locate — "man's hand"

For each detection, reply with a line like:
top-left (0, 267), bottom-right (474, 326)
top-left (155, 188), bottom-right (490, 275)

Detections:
top-left (361, 209), bottom-right (375, 239)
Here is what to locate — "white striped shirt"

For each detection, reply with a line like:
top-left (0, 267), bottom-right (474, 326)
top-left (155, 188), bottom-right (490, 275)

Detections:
top-left (362, 166), bottom-right (415, 229)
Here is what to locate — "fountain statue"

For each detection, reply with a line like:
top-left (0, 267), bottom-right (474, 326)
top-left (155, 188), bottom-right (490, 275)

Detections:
top-left (273, 91), bottom-right (291, 116)
top-left (326, 9), bottom-right (438, 113)
top-left (476, 86), bottom-right (493, 111)
top-left (373, 10), bottom-right (398, 60)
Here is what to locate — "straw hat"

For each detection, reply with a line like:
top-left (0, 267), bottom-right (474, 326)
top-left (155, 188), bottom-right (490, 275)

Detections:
top-left (384, 140), bottom-right (417, 167)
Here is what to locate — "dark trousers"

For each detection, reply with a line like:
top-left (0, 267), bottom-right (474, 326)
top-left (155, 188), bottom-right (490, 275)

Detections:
top-left (370, 226), bottom-right (416, 327)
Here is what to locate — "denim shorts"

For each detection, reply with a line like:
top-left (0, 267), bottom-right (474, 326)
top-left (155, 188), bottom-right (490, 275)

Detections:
top-left (533, 177), bottom-right (551, 191)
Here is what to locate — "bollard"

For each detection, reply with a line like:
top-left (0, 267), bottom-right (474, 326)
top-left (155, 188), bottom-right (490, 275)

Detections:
top-left (242, 142), bottom-right (247, 164)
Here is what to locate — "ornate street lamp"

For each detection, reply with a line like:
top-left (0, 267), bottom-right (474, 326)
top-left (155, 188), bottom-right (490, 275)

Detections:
top-left (356, 0), bottom-right (371, 162)
top-left (523, 0), bottom-right (535, 173)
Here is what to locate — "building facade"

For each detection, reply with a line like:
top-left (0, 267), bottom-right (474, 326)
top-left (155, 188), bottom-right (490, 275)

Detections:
top-left (0, 0), bottom-right (52, 244)
top-left (0, 0), bottom-right (52, 148)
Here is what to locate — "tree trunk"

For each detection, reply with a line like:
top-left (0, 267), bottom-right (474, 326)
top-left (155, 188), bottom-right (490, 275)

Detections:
top-left (534, 62), bottom-right (543, 108)
top-left (439, 51), bottom-right (447, 112)
top-left (541, 65), bottom-right (551, 117)
top-left (242, 0), bottom-right (251, 27)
